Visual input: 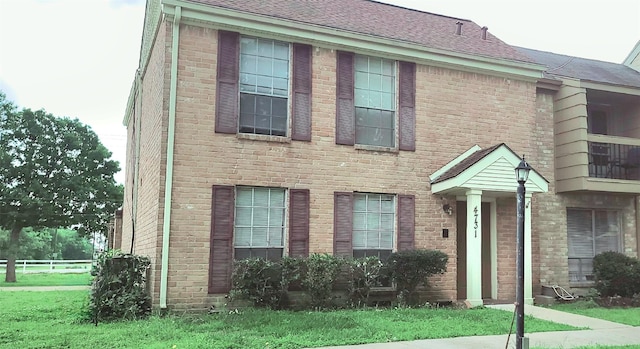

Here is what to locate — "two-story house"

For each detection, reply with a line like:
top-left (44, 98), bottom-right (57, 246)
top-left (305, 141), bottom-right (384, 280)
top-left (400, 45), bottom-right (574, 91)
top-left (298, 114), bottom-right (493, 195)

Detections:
top-left (117, 0), bottom-right (640, 310)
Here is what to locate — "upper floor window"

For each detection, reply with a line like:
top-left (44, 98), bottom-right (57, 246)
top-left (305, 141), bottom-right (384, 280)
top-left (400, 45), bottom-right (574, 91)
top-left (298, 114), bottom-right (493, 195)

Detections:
top-left (336, 51), bottom-right (415, 151)
top-left (239, 37), bottom-right (290, 137)
top-left (567, 208), bottom-right (621, 283)
top-left (587, 109), bottom-right (608, 135)
top-left (215, 31), bottom-right (312, 141)
top-left (354, 56), bottom-right (396, 147)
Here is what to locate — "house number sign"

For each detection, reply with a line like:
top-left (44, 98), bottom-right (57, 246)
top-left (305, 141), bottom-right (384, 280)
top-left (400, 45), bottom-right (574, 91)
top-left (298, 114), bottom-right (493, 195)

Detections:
top-left (473, 206), bottom-right (478, 237)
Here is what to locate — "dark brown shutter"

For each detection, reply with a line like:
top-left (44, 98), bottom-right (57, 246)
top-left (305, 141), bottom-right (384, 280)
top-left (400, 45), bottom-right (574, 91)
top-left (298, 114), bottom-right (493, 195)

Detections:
top-left (335, 51), bottom-right (355, 145)
top-left (397, 194), bottom-right (415, 251)
top-left (208, 185), bottom-right (235, 293)
top-left (398, 61), bottom-right (416, 151)
top-left (292, 44), bottom-right (312, 141)
top-left (215, 31), bottom-right (239, 134)
top-left (289, 189), bottom-right (310, 257)
top-left (333, 192), bottom-right (353, 257)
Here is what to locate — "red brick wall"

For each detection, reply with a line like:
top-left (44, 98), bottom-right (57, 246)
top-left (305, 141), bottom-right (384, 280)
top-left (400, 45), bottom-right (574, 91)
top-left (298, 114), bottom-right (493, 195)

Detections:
top-left (152, 25), bottom-right (545, 309)
top-left (121, 20), bottom-right (170, 305)
top-left (126, 23), bottom-right (639, 310)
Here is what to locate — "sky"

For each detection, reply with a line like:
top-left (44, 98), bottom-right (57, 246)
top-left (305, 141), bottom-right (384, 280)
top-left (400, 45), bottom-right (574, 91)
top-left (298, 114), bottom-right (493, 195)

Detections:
top-left (0, 0), bottom-right (639, 185)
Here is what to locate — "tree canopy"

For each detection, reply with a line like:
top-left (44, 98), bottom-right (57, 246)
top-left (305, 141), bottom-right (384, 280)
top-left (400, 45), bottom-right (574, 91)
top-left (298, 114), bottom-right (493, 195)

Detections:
top-left (0, 228), bottom-right (93, 260)
top-left (0, 92), bottom-right (123, 281)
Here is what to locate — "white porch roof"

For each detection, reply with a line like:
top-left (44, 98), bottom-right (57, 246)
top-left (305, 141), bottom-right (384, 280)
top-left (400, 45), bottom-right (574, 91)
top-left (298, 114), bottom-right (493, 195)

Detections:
top-left (430, 143), bottom-right (549, 195)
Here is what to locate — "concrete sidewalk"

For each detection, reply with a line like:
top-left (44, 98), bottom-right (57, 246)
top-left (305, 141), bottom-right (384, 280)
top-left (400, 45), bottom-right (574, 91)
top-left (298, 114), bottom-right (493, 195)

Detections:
top-left (312, 304), bottom-right (640, 349)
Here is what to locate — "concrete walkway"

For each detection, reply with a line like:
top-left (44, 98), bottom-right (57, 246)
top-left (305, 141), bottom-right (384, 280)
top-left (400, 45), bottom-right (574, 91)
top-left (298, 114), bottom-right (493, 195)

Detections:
top-left (312, 304), bottom-right (640, 349)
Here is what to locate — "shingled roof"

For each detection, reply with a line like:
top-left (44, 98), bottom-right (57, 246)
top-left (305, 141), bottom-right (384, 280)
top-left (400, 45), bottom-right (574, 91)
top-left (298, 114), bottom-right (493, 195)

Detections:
top-left (516, 47), bottom-right (640, 89)
top-left (189, 0), bottom-right (534, 63)
top-left (431, 144), bottom-right (503, 184)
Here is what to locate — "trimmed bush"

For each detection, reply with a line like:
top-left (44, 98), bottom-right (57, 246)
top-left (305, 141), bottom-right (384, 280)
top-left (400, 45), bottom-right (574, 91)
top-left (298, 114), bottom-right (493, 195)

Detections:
top-left (89, 250), bottom-right (151, 323)
top-left (301, 254), bottom-right (343, 309)
top-left (231, 256), bottom-right (302, 309)
top-left (593, 251), bottom-right (640, 297)
top-left (385, 249), bottom-right (448, 305)
top-left (345, 256), bottom-right (385, 307)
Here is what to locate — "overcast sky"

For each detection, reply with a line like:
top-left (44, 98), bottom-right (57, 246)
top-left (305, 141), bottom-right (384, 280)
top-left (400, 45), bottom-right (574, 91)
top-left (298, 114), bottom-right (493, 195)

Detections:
top-left (0, 0), bottom-right (639, 184)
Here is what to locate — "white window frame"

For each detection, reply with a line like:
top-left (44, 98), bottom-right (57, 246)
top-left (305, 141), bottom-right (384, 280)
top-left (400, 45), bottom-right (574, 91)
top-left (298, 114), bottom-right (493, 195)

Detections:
top-left (352, 192), bottom-right (396, 259)
top-left (354, 55), bottom-right (397, 148)
top-left (234, 186), bottom-right (288, 260)
top-left (238, 36), bottom-right (291, 137)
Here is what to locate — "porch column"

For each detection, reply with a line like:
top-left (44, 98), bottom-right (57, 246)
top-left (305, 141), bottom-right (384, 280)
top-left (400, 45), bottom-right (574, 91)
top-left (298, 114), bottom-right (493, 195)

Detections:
top-left (525, 192), bottom-right (533, 305)
top-left (466, 189), bottom-right (483, 307)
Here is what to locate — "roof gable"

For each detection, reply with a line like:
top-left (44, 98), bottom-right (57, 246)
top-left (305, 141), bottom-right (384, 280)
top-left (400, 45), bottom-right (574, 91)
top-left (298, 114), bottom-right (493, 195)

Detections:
top-left (431, 144), bottom-right (548, 195)
top-left (187, 0), bottom-right (533, 63)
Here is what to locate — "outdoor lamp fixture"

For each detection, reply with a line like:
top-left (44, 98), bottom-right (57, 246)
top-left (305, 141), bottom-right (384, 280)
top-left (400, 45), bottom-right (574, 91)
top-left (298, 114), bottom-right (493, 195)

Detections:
top-left (515, 156), bottom-right (531, 183)
top-left (514, 155), bottom-right (531, 349)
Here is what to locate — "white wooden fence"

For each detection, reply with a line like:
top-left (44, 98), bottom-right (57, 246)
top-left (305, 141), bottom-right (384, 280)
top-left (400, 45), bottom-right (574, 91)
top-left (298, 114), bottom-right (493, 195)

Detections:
top-left (0, 260), bottom-right (92, 274)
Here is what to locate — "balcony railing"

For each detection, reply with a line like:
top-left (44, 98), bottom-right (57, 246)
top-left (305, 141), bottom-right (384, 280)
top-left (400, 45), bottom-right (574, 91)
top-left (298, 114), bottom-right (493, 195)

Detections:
top-left (588, 141), bottom-right (640, 180)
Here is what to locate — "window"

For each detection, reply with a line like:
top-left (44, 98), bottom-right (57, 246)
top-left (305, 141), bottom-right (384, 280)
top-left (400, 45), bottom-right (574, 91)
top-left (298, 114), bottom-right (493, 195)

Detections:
top-left (209, 185), bottom-right (309, 294)
top-left (334, 192), bottom-right (414, 259)
top-left (567, 209), bottom-right (621, 282)
top-left (234, 187), bottom-right (286, 260)
top-left (239, 37), bottom-right (290, 136)
top-left (354, 56), bottom-right (396, 147)
top-left (587, 109), bottom-right (608, 135)
top-left (335, 52), bottom-right (415, 150)
top-left (216, 31), bottom-right (312, 140)
top-left (352, 193), bottom-right (395, 259)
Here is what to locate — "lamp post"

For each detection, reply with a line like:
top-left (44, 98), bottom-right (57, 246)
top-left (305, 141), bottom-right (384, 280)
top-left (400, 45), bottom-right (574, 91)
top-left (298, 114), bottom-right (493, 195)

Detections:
top-left (515, 155), bottom-right (531, 349)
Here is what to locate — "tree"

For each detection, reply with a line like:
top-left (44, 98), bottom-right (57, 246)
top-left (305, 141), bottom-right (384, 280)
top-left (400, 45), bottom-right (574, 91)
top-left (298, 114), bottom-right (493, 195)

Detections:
top-left (0, 228), bottom-right (93, 261)
top-left (0, 92), bottom-right (123, 282)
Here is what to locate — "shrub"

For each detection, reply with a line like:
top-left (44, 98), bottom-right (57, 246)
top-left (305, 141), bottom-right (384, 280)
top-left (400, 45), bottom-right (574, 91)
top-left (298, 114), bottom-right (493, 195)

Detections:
top-left (385, 249), bottom-right (448, 305)
top-left (89, 250), bottom-right (151, 323)
top-left (231, 257), bottom-right (302, 309)
top-left (345, 256), bottom-right (385, 307)
top-left (593, 251), bottom-right (640, 297)
top-left (301, 254), bottom-right (343, 309)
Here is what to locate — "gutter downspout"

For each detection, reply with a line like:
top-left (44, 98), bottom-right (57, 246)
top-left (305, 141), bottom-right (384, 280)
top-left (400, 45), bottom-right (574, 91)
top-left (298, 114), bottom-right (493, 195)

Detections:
top-left (160, 5), bottom-right (181, 310)
top-left (130, 70), bottom-right (142, 253)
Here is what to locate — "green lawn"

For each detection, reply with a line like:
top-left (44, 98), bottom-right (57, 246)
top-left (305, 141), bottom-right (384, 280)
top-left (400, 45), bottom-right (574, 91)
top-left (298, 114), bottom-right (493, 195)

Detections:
top-left (550, 300), bottom-right (640, 326)
top-left (0, 272), bottom-right (91, 287)
top-left (0, 291), bottom-right (580, 349)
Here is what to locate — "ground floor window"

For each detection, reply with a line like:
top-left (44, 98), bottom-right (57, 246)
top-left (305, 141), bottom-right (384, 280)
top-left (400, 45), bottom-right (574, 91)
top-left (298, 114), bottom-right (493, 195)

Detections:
top-left (352, 193), bottom-right (395, 260)
top-left (567, 208), bottom-right (620, 282)
top-left (234, 186), bottom-right (286, 260)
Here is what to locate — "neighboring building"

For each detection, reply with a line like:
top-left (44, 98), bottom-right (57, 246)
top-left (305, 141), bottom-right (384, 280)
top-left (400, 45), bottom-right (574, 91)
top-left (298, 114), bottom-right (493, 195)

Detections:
top-left (119, 0), bottom-right (640, 310)
top-left (517, 44), bottom-right (640, 289)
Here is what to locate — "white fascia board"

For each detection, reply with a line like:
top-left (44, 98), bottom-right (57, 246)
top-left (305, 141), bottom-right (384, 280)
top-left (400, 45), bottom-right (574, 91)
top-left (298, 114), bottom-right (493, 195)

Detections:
top-left (623, 40), bottom-right (640, 68)
top-left (431, 145), bottom-right (548, 194)
top-left (580, 81), bottom-right (640, 96)
top-left (430, 145), bottom-right (482, 182)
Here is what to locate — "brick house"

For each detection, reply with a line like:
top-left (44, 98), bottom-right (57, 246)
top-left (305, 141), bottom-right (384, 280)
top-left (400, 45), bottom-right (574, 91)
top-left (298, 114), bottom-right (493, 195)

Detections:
top-left (117, 0), bottom-right (640, 310)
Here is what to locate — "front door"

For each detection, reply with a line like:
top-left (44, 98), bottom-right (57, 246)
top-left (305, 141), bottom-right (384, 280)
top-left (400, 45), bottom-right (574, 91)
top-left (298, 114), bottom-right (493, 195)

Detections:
top-left (457, 202), bottom-right (491, 300)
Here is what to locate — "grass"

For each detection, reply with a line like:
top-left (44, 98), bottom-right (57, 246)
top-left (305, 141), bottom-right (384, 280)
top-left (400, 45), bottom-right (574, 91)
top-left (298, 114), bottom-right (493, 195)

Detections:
top-left (550, 300), bottom-right (640, 326)
top-left (0, 272), bottom-right (92, 287)
top-left (0, 291), bottom-right (580, 349)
